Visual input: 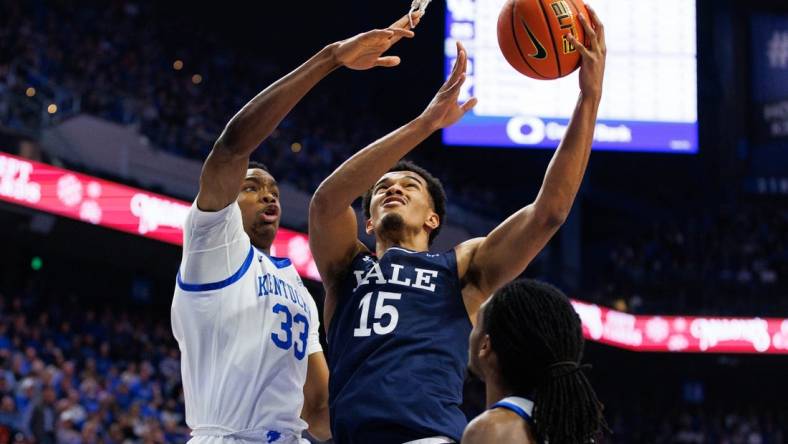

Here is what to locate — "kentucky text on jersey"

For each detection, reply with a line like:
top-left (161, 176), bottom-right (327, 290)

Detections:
top-left (258, 272), bottom-right (311, 321)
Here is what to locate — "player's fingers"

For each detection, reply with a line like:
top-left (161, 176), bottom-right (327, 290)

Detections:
top-left (392, 11), bottom-right (422, 29)
top-left (457, 41), bottom-right (468, 71)
top-left (567, 34), bottom-right (591, 59)
top-left (577, 13), bottom-right (597, 47)
top-left (368, 29), bottom-right (395, 40)
top-left (451, 42), bottom-right (468, 80)
top-left (585, 4), bottom-right (604, 40)
top-left (409, 11), bottom-right (425, 29)
top-left (411, 11), bottom-right (424, 28)
top-left (375, 56), bottom-right (402, 68)
top-left (461, 97), bottom-right (478, 113)
top-left (584, 4), bottom-right (606, 53)
top-left (456, 41), bottom-right (467, 61)
top-left (388, 28), bottom-right (415, 39)
top-left (441, 45), bottom-right (465, 92)
top-left (445, 73), bottom-right (466, 97)
top-left (390, 13), bottom-right (410, 29)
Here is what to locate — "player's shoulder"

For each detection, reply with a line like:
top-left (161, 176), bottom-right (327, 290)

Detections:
top-left (186, 199), bottom-right (240, 227)
top-left (456, 236), bottom-right (486, 251)
top-left (326, 241), bottom-right (372, 282)
top-left (259, 252), bottom-right (294, 271)
top-left (453, 237), bottom-right (485, 284)
top-left (454, 237), bottom-right (485, 265)
top-left (462, 408), bottom-right (534, 444)
top-left (260, 254), bottom-right (306, 286)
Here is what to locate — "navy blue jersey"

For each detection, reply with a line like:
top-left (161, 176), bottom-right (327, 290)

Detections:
top-left (327, 247), bottom-right (472, 444)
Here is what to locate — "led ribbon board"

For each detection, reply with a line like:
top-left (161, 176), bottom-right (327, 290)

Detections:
top-left (4, 153), bottom-right (786, 353)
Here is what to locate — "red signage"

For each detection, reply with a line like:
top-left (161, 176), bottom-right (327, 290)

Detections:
top-left (571, 300), bottom-right (788, 354)
top-left (0, 152), bottom-right (320, 280)
top-left (3, 152), bottom-right (787, 354)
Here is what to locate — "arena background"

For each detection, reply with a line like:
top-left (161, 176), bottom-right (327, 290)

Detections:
top-left (1, 0), bottom-right (788, 442)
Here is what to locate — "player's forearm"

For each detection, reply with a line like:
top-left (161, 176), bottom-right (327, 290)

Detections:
top-left (533, 92), bottom-right (599, 224)
top-left (305, 407), bottom-right (331, 441)
top-left (214, 45), bottom-right (341, 157)
top-left (311, 117), bottom-right (434, 216)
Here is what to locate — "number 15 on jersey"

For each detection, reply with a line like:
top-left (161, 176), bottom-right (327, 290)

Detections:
top-left (353, 291), bottom-right (401, 337)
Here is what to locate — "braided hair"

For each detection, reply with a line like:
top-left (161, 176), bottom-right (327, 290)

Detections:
top-left (482, 279), bottom-right (606, 443)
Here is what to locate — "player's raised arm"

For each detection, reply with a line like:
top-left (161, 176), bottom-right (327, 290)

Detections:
top-left (460, 6), bottom-right (606, 308)
top-left (309, 42), bottom-right (477, 308)
top-left (197, 15), bottom-right (419, 212)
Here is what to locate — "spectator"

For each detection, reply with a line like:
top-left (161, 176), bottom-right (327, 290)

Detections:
top-left (29, 386), bottom-right (56, 444)
top-left (0, 395), bottom-right (21, 435)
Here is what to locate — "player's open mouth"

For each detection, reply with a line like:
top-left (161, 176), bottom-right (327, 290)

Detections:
top-left (259, 206), bottom-right (279, 223)
top-left (382, 197), bottom-right (407, 207)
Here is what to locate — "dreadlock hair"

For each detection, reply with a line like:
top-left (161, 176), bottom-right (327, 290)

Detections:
top-left (361, 160), bottom-right (447, 245)
top-left (247, 161), bottom-right (270, 173)
top-left (483, 279), bottom-right (606, 444)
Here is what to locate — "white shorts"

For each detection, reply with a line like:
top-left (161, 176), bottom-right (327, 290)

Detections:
top-left (188, 427), bottom-right (309, 444)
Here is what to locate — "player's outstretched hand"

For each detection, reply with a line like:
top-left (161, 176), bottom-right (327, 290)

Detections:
top-left (567, 4), bottom-right (606, 101)
top-left (332, 12), bottom-right (423, 71)
top-left (418, 41), bottom-right (478, 131)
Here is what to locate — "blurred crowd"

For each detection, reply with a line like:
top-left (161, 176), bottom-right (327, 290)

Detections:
top-left (588, 201), bottom-right (788, 317)
top-left (0, 282), bottom-right (784, 444)
top-left (0, 292), bottom-right (187, 443)
top-left (0, 0), bottom-right (499, 221)
top-left (1, 1), bottom-right (787, 444)
top-left (1, 0), bottom-right (785, 317)
top-left (0, 0), bottom-right (263, 159)
top-left (606, 405), bottom-right (786, 444)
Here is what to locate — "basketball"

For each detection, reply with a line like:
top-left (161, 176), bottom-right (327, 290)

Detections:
top-left (497, 0), bottom-right (589, 80)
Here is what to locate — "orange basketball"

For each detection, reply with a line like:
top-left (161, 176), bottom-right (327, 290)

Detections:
top-left (497, 0), bottom-right (589, 80)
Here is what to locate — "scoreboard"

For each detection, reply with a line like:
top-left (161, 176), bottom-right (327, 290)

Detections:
top-left (443, 0), bottom-right (698, 153)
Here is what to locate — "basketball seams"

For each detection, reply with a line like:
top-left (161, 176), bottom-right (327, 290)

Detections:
top-left (537, 0), bottom-right (563, 78)
top-left (510, 0), bottom-right (548, 80)
top-left (499, 0), bottom-right (583, 79)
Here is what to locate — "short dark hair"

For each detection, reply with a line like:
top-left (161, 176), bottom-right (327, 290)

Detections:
top-left (483, 279), bottom-right (606, 444)
top-left (248, 161), bottom-right (269, 172)
top-left (361, 160), bottom-right (447, 245)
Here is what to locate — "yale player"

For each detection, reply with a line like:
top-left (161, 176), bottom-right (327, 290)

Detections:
top-left (308, 7), bottom-right (606, 443)
top-left (171, 14), bottom-right (420, 444)
top-left (463, 280), bottom-right (605, 444)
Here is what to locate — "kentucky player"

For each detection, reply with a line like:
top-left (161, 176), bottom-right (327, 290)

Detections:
top-left (309, 8), bottom-right (606, 442)
top-left (171, 13), bottom-right (421, 444)
top-left (463, 279), bottom-right (606, 444)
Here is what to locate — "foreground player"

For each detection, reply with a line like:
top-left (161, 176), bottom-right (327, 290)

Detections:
top-left (170, 14), bottom-right (419, 444)
top-left (463, 279), bottom-right (605, 444)
top-left (309, 7), bottom-right (606, 443)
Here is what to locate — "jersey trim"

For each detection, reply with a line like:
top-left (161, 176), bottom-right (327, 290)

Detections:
top-left (386, 246), bottom-right (419, 254)
top-left (176, 245), bottom-right (255, 292)
top-left (266, 254), bottom-right (293, 269)
top-left (491, 397), bottom-right (534, 423)
top-left (253, 247), bottom-right (294, 269)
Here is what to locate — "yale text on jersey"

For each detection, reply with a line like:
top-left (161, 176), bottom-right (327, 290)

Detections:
top-left (353, 262), bottom-right (439, 293)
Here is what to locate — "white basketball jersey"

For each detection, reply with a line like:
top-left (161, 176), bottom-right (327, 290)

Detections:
top-left (171, 202), bottom-right (321, 443)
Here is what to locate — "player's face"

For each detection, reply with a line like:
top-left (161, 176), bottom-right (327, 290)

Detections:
top-left (366, 171), bottom-right (439, 241)
top-left (238, 169), bottom-right (281, 249)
